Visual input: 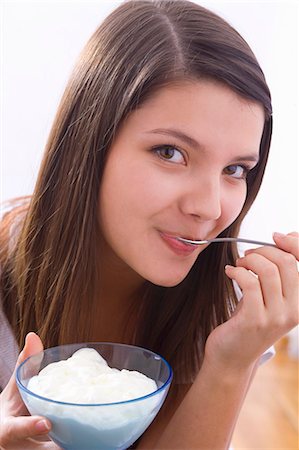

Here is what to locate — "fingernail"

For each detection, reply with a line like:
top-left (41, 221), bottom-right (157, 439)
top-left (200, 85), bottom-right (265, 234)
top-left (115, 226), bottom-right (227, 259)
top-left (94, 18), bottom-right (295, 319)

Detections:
top-left (36, 419), bottom-right (50, 433)
top-left (273, 232), bottom-right (286, 239)
top-left (225, 264), bottom-right (234, 270)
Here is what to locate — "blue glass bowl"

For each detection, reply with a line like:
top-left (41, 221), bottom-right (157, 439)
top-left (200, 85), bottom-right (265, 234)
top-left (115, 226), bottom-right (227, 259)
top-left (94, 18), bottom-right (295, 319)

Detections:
top-left (16, 342), bottom-right (173, 450)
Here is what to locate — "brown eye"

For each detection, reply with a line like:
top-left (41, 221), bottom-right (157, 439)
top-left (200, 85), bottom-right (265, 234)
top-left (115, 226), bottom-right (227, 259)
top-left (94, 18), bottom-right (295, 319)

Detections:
top-left (224, 165), bottom-right (248, 179)
top-left (160, 147), bottom-right (176, 159)
top-left (153, 145), bottom-right (185, 164)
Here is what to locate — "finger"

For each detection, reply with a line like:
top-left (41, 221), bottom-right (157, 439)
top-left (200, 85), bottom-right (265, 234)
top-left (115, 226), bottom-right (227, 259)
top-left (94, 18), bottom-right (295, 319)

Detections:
top-left (0, 415), bottom-right (51, 447)
top-left (7, 332), bottom-right (43, 390)
top-left (225, 265), bottom-right (264, 313)
top-left (244, 246), bottom-right (298, 302)
top-left (273, 232), bottom-right (299, 260)
top-left (8, 332), bottom-right (43, 380)
top-left (236, 253), bottom-right (283, 310)
top-left (4, 333), bottom-right (44, 415)
top-left (225, 264), bottom-right (298, 348)
top-left (21, 332), bottom-right (44, 362)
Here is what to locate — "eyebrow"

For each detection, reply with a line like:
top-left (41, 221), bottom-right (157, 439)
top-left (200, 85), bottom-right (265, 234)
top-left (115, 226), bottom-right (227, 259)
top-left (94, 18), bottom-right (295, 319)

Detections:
top-left (145, 127), bottom-right (260, 163)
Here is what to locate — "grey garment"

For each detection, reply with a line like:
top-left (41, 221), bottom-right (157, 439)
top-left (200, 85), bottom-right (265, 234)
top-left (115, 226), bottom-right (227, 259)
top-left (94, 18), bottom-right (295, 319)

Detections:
top-left (0, 203), bottom-right (23, 391)
top-left (0, 296), bottom-right (19, 391)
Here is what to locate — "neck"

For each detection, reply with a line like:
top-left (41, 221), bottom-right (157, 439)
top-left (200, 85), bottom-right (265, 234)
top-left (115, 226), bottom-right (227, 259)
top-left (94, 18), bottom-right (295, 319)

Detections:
top-left (90, 243), bottom-right (145, 343)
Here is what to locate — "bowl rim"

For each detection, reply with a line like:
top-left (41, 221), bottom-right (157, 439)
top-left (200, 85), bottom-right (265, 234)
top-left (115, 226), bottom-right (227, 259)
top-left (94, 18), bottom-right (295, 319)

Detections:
top-left (16, 342), bottom-right (173, 407)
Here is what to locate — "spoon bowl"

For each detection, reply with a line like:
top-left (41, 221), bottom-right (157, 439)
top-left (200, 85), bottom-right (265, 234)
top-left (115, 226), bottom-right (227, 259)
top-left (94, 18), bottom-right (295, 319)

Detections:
top-left (177, 237), bottom-right (276, 247)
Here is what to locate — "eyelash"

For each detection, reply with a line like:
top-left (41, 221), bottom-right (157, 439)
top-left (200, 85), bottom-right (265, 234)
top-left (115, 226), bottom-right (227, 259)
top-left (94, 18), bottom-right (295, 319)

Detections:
top-left (151, 144), bottom-right (254, 179)
top-left (151, 144), bottom-right (186, 164)
top-left (223, 164), bottom-right (252, 180)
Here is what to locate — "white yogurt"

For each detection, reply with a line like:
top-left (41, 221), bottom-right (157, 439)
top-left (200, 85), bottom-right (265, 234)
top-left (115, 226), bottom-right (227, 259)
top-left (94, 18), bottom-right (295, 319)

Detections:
top-left (26, 348), bottom-right (161, 434)
top-left (28, 348), bottom-right (157, 405)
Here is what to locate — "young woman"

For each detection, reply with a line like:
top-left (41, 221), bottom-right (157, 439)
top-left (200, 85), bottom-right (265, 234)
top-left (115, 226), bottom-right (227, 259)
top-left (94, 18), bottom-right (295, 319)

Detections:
top-left (0, 1), bottom-right (298, 448)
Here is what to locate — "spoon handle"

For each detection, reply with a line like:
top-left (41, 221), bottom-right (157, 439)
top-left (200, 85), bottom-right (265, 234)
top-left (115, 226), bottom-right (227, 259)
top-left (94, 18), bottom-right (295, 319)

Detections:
top-left (210, 237), bottom-right (276, 247)
top-left (180, 237), bottom-right (276, 247)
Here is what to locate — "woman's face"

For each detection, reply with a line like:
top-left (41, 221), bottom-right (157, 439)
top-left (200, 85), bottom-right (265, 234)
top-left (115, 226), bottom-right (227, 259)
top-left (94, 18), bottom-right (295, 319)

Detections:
top-left (98, 81), bottom-right (264, 287)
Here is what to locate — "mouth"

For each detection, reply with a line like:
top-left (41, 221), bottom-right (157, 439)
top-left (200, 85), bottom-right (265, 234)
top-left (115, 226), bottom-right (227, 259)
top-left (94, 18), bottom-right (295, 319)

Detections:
top-left (159, 231), bottom-right (200, 256)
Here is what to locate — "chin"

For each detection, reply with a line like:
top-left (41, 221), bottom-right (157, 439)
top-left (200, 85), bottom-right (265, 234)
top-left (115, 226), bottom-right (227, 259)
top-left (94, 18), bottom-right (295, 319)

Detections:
top-left (147, 270), bottom-right (190, 288)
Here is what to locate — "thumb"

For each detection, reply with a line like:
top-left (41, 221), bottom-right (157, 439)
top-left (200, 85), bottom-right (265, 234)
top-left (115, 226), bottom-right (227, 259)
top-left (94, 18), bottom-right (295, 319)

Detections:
top-left (5, 332), bottom-right (44, 400)
top-left (14, 332), bottom-right (44, 383)
top-left (273, 231), bottom-right (299, 260)
top-left (19, 332), bottom-right (44, 364)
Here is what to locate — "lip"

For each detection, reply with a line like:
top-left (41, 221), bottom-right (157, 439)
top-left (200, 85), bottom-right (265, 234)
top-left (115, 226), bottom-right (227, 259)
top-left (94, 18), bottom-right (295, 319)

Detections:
top-left (159, 232), bottom-right (199, 256)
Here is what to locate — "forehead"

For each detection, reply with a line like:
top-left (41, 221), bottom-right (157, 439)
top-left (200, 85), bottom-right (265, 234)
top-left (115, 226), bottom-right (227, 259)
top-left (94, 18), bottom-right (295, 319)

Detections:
top-left (118, 80), bottom-right (265, 154)
top-left (135, 79), bottom-right (264, 119)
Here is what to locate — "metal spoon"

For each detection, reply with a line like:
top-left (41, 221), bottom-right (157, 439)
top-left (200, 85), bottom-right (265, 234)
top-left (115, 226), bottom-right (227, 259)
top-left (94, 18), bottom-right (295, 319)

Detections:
top-left (177, 237), bottom-right (276, 247)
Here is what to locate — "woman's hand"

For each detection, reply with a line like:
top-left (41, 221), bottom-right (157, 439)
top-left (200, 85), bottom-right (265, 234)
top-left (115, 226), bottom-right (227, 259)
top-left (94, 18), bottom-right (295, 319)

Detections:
top-left (204, 232), bottom-right (299, 372)
top-left (0, 332), bottom-right (57, 449)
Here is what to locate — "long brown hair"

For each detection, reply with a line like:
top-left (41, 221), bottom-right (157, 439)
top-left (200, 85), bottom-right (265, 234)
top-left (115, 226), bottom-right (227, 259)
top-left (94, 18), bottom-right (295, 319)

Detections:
top-left (0, 0), bottom-right (272, 383)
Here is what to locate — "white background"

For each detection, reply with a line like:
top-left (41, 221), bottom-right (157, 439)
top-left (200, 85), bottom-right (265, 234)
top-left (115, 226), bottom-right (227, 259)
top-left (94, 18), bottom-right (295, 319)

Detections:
top-left (1, 0), bottom-right (298, 241)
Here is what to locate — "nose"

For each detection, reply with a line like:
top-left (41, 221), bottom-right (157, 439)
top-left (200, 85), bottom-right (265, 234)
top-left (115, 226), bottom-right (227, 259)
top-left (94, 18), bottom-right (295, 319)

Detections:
top-left (180, 174), bottom-right (222, 221)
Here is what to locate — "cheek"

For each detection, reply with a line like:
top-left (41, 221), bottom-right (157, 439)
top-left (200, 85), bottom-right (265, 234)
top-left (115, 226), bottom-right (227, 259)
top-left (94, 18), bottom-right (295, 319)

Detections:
top-left (221, 184), bottom-right (247, 225)
top-left (104, 160), bottom-right (181, 218)
top-left (98, 159), bottom-right (172, 238)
